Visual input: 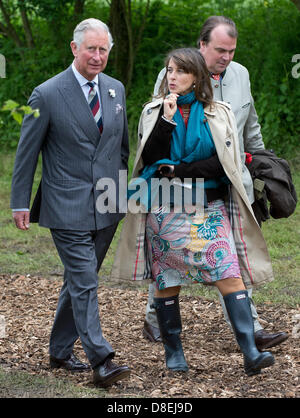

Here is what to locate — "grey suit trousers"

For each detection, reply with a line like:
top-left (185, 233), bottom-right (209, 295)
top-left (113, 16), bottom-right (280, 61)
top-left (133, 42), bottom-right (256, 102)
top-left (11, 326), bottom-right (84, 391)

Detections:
top-left (49, 224), bottom-right (118, 368)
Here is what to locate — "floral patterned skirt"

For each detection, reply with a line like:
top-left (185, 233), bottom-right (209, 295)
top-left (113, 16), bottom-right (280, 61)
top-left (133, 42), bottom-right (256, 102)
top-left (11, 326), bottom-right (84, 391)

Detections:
top-left (145, 199), bottom-right (241, 290)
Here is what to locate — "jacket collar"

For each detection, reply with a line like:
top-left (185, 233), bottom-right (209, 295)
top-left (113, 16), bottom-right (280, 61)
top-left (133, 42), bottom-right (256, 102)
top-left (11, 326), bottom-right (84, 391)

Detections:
top-left (144, 97), bottom-right (163, 110)
top-left (204, 104), bottom-right (216, 116)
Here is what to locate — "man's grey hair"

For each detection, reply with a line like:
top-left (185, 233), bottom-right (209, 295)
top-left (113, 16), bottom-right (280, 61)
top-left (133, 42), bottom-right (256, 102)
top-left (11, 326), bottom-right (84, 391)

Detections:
top-left (73, 18), bottom-right (114, 50)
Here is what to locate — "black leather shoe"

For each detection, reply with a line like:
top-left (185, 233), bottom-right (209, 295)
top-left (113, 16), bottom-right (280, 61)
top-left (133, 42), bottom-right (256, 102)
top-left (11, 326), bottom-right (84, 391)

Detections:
top-left (93, 358), bottom-right (130, 388)
top-left (255, 329), bottom-right (289, 351)
top-left (50, 352), bottom-right (90, 372)
top-left (143, 320), bottom-right (162, 343)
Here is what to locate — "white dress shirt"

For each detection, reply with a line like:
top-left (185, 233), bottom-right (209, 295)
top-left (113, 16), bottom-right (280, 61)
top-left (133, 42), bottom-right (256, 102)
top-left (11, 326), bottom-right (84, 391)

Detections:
top-left (71, 62), bottom-right (102, 119)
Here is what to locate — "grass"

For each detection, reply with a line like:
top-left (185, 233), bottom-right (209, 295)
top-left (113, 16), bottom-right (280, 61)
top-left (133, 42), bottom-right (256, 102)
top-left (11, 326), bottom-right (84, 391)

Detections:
top-left (1, 152), bottom-right (300, 306)
top-left (0, 366), bottom-right (105, 398)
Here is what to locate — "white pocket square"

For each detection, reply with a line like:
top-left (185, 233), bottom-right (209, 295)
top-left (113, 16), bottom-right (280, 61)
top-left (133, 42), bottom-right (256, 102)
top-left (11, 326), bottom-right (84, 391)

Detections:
top-left (115, 103), bottom-right (123, 114)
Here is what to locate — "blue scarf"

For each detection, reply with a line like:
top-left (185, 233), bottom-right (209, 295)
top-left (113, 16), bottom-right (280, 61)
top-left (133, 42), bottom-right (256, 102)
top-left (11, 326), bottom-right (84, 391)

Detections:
top-left (128, 92), bottom-right (227, 210)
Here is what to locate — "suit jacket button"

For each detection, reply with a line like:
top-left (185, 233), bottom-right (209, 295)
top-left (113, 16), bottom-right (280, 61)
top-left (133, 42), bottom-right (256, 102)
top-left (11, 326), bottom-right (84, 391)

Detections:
top-left (226, 140), bottom-right (231, 147)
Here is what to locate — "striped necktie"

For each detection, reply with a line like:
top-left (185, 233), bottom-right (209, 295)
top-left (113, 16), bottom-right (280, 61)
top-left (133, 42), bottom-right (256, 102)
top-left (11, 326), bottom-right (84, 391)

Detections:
top-left (87, 81), bottom-right (103, 134)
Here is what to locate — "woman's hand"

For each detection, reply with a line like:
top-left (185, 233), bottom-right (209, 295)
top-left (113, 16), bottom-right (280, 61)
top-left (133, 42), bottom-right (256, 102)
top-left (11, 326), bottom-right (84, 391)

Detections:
top-left (163, 93), bottom-right (178, 121)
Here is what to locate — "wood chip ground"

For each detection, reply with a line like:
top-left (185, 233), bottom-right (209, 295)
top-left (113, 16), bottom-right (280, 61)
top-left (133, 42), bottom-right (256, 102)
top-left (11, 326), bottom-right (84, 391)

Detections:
top-left (0, 274), bottom-right (299, 398)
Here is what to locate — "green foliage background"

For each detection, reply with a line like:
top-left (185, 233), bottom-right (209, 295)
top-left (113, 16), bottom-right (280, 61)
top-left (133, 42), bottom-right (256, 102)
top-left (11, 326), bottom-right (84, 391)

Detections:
top-left (0, 0), bottom-right (300, 156)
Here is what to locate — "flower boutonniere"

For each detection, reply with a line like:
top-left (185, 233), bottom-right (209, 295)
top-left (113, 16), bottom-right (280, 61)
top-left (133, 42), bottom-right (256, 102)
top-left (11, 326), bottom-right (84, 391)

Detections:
top-left (109, 89), bottom-right (116, 98)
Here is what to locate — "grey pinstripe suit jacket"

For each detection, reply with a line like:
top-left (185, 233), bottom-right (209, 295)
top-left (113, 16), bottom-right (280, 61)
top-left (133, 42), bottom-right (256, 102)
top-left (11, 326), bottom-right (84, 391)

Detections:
top-left (10, 65), bottom-right (129, 231)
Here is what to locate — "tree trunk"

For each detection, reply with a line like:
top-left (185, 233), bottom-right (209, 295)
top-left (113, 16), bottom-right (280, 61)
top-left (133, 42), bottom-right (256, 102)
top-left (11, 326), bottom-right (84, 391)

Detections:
top-left (291, 0), bottom-right (300, 10)
top-left (19, 4), bottom-right (35, 48)
top-left (122, 0), bottom-right (134, 93)
top-left (109, 0), bottom-right (150, 95)
top-left (74, 0), bottom-right (85, 17)
top-left (0, 0), bottom-right (24, 48)
top-left (109, 0), bottom-right (132, 91)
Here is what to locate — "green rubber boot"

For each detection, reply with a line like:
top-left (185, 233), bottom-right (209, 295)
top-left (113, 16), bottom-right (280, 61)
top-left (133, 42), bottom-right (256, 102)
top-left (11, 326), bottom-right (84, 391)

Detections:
top-left (152, 295), bottom-right (188, 372)
top-left (224, 290), bottom-right (275, 376)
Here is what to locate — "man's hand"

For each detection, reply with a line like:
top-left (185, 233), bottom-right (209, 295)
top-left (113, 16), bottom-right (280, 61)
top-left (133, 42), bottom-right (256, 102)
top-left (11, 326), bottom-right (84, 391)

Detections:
top-left (13, 211), bottom-right (30, 230)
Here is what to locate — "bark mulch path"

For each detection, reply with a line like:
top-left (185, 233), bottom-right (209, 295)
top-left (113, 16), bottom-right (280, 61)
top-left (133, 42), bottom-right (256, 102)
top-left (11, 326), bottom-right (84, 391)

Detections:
top-left (0, 274), bottom-right (299, 398)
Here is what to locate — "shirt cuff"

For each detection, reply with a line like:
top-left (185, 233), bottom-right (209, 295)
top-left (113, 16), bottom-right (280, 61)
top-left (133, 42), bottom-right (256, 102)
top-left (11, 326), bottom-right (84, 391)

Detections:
top-left (12, 209), bottom-right (30, 211)
top-left (161, 115), bottom-right (177, 125)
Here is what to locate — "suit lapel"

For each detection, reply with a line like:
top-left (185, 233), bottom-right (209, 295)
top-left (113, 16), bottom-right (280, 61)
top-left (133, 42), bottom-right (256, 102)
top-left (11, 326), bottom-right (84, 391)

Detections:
top-left (58, 66), bottom-right (100, 146)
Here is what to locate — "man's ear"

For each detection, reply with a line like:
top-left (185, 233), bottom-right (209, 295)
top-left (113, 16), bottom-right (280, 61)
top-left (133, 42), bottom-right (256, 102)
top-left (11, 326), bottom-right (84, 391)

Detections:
top-left (199, 40), bottom-right (206, 52)
top-left (70, 41), bottom-right (78, 58)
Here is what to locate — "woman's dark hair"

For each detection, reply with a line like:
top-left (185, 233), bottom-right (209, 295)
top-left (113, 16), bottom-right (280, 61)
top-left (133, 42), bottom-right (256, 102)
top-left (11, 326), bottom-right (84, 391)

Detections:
top-left (197, 15), bottom-right (238, 47)
top-left (158, 47), bottom-right (213, 107)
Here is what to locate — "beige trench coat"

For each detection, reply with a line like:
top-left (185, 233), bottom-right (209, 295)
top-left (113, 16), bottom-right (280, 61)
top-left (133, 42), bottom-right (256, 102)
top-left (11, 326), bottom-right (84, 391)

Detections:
top-left (111, 98), bottom-right (274, 288)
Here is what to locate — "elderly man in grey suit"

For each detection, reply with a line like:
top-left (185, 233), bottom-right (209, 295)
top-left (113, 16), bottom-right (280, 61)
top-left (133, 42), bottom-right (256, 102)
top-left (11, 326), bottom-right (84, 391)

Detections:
top-left (144, 16), bottom-right (288, 351)
top-left (10, 18), bottom-right (130, 388)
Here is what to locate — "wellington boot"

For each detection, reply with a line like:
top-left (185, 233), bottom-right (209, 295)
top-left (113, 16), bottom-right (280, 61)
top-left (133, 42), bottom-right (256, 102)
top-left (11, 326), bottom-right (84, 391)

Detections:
top-left (224, 290), bottom-right (275, 376)
top-left (152, 295), bottom-right (188, 372)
